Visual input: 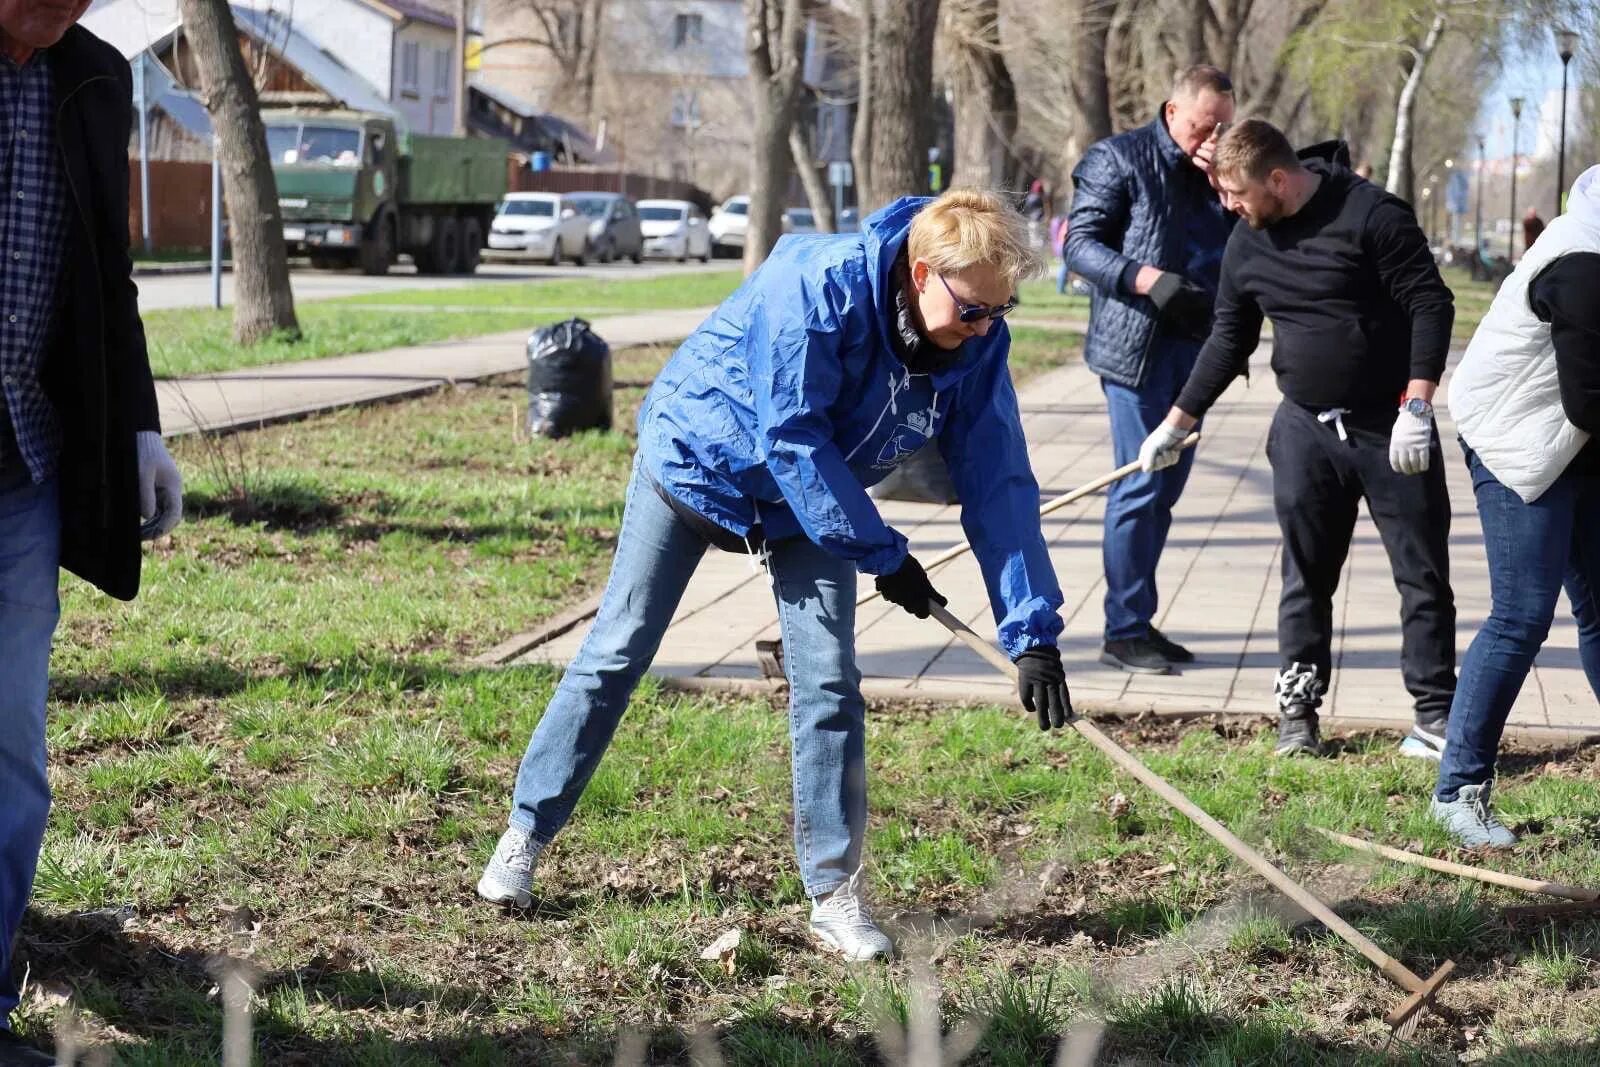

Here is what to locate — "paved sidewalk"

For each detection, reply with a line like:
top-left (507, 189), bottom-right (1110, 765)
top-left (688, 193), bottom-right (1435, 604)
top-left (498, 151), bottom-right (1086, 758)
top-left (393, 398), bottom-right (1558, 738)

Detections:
top-left (516, 345), bottom-right (1597, 737)
top-left (157, 307), bottom-right (714, 436)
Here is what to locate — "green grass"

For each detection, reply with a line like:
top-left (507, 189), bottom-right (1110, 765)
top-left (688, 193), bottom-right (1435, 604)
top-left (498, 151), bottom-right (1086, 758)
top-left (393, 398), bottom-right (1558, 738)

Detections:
top-left (143, 269), bottom-right (741, 378)
top-left (16, 315), bottom-right (1600, 1063)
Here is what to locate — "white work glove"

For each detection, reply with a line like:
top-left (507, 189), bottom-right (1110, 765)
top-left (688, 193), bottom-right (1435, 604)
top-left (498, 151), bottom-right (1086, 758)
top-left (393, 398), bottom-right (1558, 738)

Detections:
top-left (1389, 403), bottom-right (1434, 475)
top-left (1138, 423), bottom-right (1190, 473)
top-left (136, 431), bottom-right (184, 540)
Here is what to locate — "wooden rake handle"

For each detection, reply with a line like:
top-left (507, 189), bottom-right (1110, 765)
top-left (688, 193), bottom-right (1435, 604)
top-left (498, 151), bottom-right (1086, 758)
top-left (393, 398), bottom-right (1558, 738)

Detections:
top-left (925, 601), bottom-right (1435, 1000)
top-left (1313, 827), bottom-right (1600, 903)
top-left (855, 433), bottom-right (1200, 609)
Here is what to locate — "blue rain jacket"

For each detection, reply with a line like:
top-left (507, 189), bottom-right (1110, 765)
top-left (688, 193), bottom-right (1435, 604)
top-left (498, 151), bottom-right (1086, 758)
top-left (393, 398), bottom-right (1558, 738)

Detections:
top-left (637, 197), bottom-right (1064, 656)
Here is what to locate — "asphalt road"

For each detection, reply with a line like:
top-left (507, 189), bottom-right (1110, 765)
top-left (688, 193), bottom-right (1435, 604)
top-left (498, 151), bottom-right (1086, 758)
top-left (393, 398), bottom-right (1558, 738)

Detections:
top-left (134, 258), bottom-right (734, 312)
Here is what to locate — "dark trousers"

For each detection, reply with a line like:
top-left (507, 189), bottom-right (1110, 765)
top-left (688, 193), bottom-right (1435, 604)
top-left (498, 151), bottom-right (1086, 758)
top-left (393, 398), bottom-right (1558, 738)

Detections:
top-left (1265, 402), bottom-right (1456, 720)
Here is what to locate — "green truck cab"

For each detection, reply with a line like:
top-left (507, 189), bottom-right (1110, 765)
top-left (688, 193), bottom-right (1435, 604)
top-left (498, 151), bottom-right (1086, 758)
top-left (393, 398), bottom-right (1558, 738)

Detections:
top-left (264, 110), bottom-right (507, 275)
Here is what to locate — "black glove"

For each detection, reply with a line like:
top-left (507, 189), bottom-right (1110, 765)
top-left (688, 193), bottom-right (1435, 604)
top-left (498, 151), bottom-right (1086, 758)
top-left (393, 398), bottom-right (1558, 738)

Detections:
top-left (874, 555), bottom-right (947, 619)
top-left (1014, 646), bottom-right (1072, 730)
top-left (1148, 271), bottom-right (1214, 340)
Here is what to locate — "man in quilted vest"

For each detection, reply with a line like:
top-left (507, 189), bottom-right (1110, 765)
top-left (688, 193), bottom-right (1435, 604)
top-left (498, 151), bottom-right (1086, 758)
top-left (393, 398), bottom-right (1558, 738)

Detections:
top-left (1066, 65), bottom-right (1235, 676)
top-left (1434, 164), bottom-right (1600, 847)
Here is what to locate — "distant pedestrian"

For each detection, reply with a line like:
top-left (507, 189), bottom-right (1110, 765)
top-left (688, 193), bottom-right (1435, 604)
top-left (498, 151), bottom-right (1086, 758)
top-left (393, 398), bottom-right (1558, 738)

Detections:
top-left (1436, 165), bottom-right (1600, 847)
top-left (0, 3), bottom-right (184, 1062)
top-left (1523, 206), bottom-right (1546, 251)
top-left (1138, 119), bottom-right (1456, 761)
top-left (1066, 63), bottom-right (1236, 675)
top-left (1050, 214), bottom-right (1070, 292)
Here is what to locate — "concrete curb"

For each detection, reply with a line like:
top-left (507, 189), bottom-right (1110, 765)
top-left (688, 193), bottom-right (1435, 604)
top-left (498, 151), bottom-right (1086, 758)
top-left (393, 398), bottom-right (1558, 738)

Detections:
top-left (134, 261), bottom-right (228, 276)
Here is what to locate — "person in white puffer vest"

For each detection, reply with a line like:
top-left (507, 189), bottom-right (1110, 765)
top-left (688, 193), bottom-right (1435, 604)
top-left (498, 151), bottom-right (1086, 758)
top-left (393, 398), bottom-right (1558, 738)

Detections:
top-left (1436, 163), bottom-right (1600, 848)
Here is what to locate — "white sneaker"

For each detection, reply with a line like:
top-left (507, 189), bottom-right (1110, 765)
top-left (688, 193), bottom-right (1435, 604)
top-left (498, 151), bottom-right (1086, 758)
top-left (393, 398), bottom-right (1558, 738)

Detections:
top-left (1398, 719), bottom-right (1448, 761)
top-left (476, 826), bottom-right (544, 907)
top-left (809, 867), bottom-right (893, 961)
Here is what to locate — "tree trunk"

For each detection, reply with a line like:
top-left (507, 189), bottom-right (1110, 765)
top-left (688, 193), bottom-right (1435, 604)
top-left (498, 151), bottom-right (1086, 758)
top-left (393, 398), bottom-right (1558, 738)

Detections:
top-left (1385, 10), bottom-right (1446, 205)
top-left (850, 0), bottom-right (875, 211)
top-left (865, 0), bottom-right (941, 210)
top-left (946, 0), bottom-right (1018, 190)
top-left (743, 0), bottom-right (807, 273)
top-left (1066, 0), bottom-right (1115, 168)
top-left (789, 124), bottom-right (837, 232)
top-left (177, 0), bottom-right (298, 344)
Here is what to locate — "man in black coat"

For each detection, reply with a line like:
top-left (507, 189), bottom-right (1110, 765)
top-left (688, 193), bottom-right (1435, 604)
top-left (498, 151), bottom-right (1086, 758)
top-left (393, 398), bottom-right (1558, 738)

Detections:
top-left (1139, 119), bottom-right (1456, 761)
top-left (1066, 64), bottom-right (1236, 676)
top-left (0, 4), bottom-right (182, 1059)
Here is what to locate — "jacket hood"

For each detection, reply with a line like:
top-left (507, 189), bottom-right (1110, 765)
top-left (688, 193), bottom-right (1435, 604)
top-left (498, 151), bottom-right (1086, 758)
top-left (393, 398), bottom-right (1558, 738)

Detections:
top-left (1568, 164), bottom-right (1600, 231)
top-left (860, 196), bottom-right (1003, 391)
top-left (1297, 139), bottom-right (1353, 168)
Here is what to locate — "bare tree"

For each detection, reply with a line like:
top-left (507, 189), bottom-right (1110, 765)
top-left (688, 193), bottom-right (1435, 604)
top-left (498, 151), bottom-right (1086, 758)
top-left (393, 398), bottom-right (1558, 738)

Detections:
top-left (943, 0), bottom-right (1019, 190)
top-left (489, 0), bottom-right (608, 121)
top-left (850, 0), bottom-right (875, 206)
top-left (1386, 8), bottom-right (1448, 202)
top-left (743, 0), bottom-right (808, 272)
top-left (862, 0), bottom-right (942, 210)
top-left (790, 119), bottom-right (838, 232)
top-left (177, 0), bottom-right (298, 344)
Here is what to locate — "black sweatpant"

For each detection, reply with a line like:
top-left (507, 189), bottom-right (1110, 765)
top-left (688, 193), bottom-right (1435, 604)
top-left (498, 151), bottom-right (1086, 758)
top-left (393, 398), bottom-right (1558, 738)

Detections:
top-left (1265, 401), bottom-right (1456, 721)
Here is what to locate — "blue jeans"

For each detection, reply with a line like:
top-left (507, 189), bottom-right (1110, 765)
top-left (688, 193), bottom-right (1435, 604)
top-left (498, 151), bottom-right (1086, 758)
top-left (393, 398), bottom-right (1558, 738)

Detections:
top-left (1437, 445), bottom-right (1600, 801)
top-left (1100, 349), bottom-right (1200, 642)
top-left (0, 467), bottom-right (60, 1025)
top-left (509, 460), bottom-right (866, 898)
top-left (1056, 259), bottom-right (1069, 294)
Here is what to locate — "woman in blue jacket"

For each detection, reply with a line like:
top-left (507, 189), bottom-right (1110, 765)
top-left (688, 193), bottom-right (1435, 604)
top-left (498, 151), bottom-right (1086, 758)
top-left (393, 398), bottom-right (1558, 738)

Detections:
top-left (479, 189), bottom-right (1071, 960)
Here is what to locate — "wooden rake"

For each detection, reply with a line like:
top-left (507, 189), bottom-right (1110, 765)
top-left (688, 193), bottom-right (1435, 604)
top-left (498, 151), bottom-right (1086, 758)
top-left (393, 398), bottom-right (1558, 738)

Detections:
top-left (1312, 827), bottom-right (1600, 921)
top-left (928, 601), bottom-right (1456, 1036)
top-left (754, 435), bottom-right (1201, 680)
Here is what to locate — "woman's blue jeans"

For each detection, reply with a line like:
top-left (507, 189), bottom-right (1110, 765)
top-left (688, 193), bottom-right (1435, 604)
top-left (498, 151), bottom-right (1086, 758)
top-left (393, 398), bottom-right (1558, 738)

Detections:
top-left (1437, 444), bottom-right (1600, 801)
top-left (509, 460), bottom-right (866, 898)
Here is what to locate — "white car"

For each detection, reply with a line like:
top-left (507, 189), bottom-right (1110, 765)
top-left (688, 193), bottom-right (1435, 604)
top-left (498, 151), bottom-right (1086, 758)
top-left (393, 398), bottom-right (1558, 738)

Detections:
top-left (637, 199), bottom-right (712, 262)
top-left (707, 194), bottom-right (749, 256)
top-left (486, 192), bottom-right (589, 265)
top-left (782, 207), bottom-right (817, 234)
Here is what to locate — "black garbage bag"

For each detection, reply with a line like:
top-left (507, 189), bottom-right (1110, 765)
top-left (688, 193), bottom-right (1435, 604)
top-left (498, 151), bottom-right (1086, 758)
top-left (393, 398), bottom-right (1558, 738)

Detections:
top-left (869, 441), bottom-right (960, 504)
top-left (526, 318), bottom-right (613, 438)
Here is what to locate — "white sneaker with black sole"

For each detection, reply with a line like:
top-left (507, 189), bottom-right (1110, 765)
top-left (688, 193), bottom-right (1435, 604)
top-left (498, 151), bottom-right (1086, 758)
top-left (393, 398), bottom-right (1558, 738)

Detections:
top-left (809, 866), bottom-right (893, 961)
top-left (477, 825), bottom-right (544, 908)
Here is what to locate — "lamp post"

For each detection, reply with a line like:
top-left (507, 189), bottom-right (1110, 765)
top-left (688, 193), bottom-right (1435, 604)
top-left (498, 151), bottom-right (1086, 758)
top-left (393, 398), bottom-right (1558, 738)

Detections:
top-left (1473, 134), bottom-right (1485, 276)
top-left (1509, 96), bottom-right (1524, 260)
top-left (1556, 28), bottom-right (1579, 215)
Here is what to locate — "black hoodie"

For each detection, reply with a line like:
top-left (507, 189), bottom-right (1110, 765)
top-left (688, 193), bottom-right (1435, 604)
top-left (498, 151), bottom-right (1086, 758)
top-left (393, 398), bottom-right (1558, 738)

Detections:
top-left (1175, 146), bottom-right (1455, 417)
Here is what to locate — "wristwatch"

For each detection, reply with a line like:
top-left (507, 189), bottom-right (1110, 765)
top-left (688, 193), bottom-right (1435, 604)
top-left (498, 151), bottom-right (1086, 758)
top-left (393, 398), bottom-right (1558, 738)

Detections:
top-left (1402, 396), bottom-right (1433, 418)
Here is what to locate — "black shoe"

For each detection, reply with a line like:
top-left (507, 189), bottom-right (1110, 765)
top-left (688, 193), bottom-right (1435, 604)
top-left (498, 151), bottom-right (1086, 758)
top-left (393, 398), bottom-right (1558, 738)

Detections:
top-left (1148, 627), bottom-right (1195, 664)
top-left (1100, 637), bottom-right (1173, 675)
top-left (1274, 705), bottom-right (1323, 757)
top-left (0, 1030), bottom-right (56, 1067)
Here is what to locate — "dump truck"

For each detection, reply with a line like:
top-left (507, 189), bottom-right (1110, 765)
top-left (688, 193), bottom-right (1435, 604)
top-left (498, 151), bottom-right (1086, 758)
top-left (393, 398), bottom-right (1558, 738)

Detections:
top-left (263, 109), bottom-right (507, 275)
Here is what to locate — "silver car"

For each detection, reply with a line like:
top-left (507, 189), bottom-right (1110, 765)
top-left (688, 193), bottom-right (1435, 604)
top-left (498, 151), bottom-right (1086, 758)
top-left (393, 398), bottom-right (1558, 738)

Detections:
top-left (569, 192), bottom-right (644, 264)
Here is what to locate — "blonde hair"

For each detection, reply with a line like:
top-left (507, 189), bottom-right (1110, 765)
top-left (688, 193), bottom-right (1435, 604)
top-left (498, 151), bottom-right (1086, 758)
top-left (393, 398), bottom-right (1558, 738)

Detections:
top-left (906, 187), bottom-right (1043, 286)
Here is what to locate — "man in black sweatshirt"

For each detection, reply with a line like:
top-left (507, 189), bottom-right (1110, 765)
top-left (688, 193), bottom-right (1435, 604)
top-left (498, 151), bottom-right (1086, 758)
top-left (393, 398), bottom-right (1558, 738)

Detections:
top-left (1137, 118), bottom-right (1457, 759)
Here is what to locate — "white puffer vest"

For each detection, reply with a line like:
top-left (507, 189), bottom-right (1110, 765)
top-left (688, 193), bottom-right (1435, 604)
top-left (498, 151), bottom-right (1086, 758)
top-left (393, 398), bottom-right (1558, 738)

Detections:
top-left (1448, 164), bottom-right (1600, 503)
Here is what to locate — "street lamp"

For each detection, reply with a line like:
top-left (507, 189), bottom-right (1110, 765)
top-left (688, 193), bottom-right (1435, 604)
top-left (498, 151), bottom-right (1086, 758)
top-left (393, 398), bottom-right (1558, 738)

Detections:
top-left (1556, 28), bottom-right (1579, 216)
top-left (1509, 96), bottom-right (1524, 260)
top-left (1473, 135), bottom-right (1485, 276)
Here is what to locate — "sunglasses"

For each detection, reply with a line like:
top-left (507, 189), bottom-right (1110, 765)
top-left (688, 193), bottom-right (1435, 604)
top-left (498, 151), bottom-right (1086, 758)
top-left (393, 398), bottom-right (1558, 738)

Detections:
top-left (936, 273), bottom-right (1018, 322)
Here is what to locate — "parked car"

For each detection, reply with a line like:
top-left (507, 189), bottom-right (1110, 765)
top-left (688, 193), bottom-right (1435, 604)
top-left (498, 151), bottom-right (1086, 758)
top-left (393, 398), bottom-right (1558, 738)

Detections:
top-left (569, 192), bottom-right (643, 263)
top-left (708, 194), bottom-right (749, 256)
top-left (637, 199), bottom-right (712, 262)
top-left (782, 207), bottom-right (817, 234)
top-left (486, 192), bottom-right (589, 265)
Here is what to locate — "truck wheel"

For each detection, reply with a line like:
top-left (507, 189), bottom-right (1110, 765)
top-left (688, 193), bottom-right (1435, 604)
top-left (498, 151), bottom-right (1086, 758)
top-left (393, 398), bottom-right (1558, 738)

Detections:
top-left (572, 240), bottom-right (587, 267)
top-left (549, 238), bottom-right (563, 267)
top-left (360, 216), bottom-right (393, 276)
top-left (630, 243), bottom-right (644, 265)
top-left (459, 218), bottom-right (483, 274)
top-left (421, 217), bottom-right (461, 275)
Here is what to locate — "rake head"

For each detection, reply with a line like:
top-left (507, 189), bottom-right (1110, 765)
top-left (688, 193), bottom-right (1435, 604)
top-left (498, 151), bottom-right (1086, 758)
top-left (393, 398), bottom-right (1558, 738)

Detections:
top-left (1384, 959), bottom-right (1455, 1038)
